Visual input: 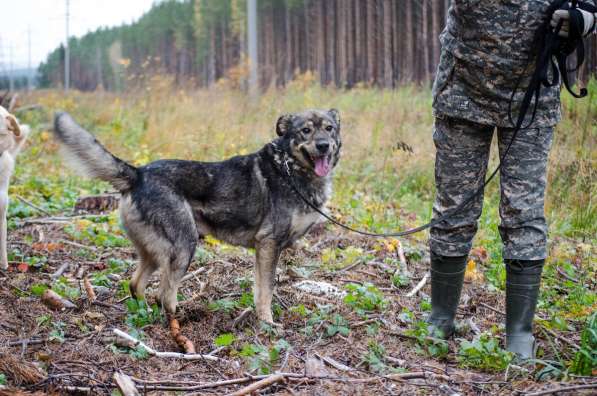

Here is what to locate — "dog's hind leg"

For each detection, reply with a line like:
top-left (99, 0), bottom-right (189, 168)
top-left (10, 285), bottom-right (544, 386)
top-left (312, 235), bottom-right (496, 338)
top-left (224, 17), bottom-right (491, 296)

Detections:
top-left (158, 244), bottom-right (195, 315)
top-left (129, 247), bottom-right (158, 300)
top-left (254, 239), bottom-right (281, 324)
top-left (0, 192), bottom-right (7, 270)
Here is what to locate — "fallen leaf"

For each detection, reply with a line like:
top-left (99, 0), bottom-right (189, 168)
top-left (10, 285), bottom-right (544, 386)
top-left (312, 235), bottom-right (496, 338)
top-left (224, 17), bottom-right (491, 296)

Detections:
top-left (16, 263), bottom-right (30, 273)
top-left (470, 247), bottom-right (488, 263)
top-left (465, 259), bottom-right (484, 283)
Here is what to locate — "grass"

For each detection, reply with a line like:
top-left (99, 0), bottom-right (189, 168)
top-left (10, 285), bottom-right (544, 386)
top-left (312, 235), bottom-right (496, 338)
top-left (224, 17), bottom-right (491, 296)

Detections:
top-left (2, 76), bottom-right (595, 392)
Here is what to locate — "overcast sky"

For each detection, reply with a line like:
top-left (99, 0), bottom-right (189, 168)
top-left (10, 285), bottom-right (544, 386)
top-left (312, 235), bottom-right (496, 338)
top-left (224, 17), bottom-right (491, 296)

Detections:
top-left (0, 0), bottom-right (155, 71)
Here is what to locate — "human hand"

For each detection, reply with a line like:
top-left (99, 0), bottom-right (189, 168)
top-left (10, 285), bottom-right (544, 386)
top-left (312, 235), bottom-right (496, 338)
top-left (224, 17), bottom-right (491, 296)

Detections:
top-left (551, 8), bottom-right (596, 38)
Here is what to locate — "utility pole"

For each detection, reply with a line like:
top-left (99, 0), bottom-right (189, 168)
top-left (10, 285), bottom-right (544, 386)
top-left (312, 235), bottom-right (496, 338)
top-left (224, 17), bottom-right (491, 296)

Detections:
top-left (65, 0), bottom-right (70, 91)
top-left (28, 26), bottom-right (32, 90)
top-left (8, 44), bottom-right (13, 92)
top-left (247, 0), bottom-right (258, 96)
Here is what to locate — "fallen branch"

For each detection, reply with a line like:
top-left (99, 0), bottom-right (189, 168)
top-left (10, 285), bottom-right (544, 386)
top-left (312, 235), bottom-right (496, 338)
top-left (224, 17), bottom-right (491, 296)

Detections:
top-left (524, 383), bottom-right (597, 396)
top-left (406, 272), bottom-right (429, 297)
top-left (315, 353), bottom-right (355, 372)
top-left (181, 267), bottom-right (208, 282)
top-left (15, 195), bottom-right (51, 216)
top-left (226, 374), bottom-right (285, 396)
top-left (51, 262), bottom-right (70, 279)
top-left (113, 371), bottom-right (140, 396)
top-left (112, 328), bottom-right (222, 362)
top-left (169, 317), bottom-right (196, 354)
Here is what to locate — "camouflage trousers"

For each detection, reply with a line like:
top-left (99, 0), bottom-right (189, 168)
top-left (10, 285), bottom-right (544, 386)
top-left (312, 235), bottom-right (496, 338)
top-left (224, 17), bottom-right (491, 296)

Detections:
top-left (429, 116), bottom-right (554, 260)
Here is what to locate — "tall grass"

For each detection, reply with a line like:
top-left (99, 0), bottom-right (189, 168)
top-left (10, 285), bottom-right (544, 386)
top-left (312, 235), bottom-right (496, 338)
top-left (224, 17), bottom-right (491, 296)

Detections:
top-left (18, 75), bottom-right (596, 246)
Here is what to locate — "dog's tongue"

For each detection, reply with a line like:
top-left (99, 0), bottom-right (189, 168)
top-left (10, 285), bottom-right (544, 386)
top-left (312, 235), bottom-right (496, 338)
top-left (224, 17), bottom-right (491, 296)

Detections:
top-left (314, 156), bottom-right (330, 177)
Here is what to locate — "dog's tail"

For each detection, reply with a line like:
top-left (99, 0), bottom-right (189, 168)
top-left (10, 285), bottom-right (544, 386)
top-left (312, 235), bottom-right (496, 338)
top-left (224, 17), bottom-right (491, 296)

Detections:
top-left (53, 112), bottom-right (138, 191)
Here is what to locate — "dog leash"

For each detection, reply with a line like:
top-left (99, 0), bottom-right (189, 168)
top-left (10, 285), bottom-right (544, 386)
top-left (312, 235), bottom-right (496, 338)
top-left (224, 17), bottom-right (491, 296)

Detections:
top-left (280, 0), bottom-right (595, 238)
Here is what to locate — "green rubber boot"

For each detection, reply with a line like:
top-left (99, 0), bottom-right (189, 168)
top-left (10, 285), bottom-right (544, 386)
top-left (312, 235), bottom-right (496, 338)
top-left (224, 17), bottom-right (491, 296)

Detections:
top-left (505, 259), bottom-right (544, 359)
top-left (427, 252), bottom-right (467, 338)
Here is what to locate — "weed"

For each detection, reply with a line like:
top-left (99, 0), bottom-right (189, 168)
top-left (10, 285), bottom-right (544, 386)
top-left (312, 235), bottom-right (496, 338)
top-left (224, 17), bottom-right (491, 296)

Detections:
top-left (0, 373), bottom-right (6, 385)
top-left (48, 321), bottom-right (66, 343)
top-left (326, 314), bottom-right (350, 337)
top-left (344, 283), bottom-right (388, 316)
top-left (239, 339), bottom-right (291, 374)
top-left (405, 321), bottom-right (449, 359)
top-left (570, 312), bottom-right (597, 376)
top-left (52, 277), bottom-right (81, 301)
top-left (457, 333), bottom-right (513, 372)
top-left (214, 333), bottom-right (236, 347)
top-left (125, 299), bottom-right (162, 329)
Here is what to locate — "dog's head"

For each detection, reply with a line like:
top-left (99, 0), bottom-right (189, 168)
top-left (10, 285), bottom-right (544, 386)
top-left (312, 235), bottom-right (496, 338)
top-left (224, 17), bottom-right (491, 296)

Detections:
top-left (275, 109), bottom-right (341, 178)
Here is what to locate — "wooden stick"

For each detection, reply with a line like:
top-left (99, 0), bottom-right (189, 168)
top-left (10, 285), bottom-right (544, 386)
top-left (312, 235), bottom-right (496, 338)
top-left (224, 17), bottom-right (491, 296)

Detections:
top-left (406, 271), bottom-right (429, 297)
top-left (113, 371), bottom-right (140, 396)
top-left (112, 328), bottom-right (222, 362)
top-left (226, 374), bottom-right (285, 396)
top-left (51, 262), bottom-right (70, 279)
top-left (524, 383), bottom-right (597, 396)
top-left (15, 195), bottom-right (51, 216)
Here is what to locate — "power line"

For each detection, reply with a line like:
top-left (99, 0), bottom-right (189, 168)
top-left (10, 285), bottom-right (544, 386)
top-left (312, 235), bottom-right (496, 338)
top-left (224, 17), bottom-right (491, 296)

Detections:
top-left (65, 0), bottom-right (70, 91)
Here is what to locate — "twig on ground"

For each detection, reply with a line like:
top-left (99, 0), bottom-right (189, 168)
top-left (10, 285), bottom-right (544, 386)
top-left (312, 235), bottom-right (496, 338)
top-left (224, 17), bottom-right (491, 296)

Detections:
top-left (113, 371), bottom-right (140, 396)
top-left (556, 267), bottom-right (579, 283)
top-left (15, 195), bottom-right (51, 216)
top-left (112, 328), bottom-right (222, 362)
top-left (232, 307), bottom-right (253, 328)
top-left (181, 267), bottom-right (208, 282)
top-left (406, 272), bottom-right (429, 297)
top-left (337, 259), bottom-right (365, 273)
top-left (524, 383), bottom-right (597, 396)
top-left (50, 262), bottom-right (70, 279)
top-left (315, 353), bottom-right (355, 372)
top-left (226, 373), bottom-right (286, 396)
top-left (58, 239), bottom-right (97, 251)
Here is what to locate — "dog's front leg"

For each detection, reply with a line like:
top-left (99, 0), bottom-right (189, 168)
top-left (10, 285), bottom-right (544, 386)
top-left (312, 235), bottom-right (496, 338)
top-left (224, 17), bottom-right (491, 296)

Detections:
top-left (0, 192), bottom-right (7, 270)
top-left (254, 239), bottom-right (280, 324)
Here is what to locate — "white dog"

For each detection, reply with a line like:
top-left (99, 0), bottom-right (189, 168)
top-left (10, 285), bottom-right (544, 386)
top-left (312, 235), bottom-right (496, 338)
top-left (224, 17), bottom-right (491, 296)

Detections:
top-left (0, 105), bottom-right (29, 270)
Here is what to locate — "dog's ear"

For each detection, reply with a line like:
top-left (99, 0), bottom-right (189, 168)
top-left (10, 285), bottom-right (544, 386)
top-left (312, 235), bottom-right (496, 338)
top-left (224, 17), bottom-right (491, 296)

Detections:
top-left (276, 114), bottom-right (294, 137)
top-left (327, 108), bottom-right (340, 127)
top-left (6, 115), bottom-right (21, 137)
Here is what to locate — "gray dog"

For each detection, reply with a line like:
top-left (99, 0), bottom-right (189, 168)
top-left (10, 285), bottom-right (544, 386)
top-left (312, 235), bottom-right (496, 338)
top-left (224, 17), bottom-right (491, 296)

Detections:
top-left (53, 109), bottom-right (341, 324)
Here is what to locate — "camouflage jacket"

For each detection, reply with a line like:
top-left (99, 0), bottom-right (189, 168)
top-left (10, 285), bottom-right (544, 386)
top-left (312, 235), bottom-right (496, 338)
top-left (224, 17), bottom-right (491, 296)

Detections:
top-left (433, 0), bottom-right (595, 127)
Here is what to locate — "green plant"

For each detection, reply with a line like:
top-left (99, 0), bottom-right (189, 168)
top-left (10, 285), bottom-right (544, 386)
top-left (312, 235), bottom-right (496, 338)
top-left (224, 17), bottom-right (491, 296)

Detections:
top-left (125, 299), bottom-right (162, 328)
top-left (344, 283), bottom-right (388, 316)
top-left (405, 321), bottom-right (449, 359)
top-left (49, 321), bottom-right (66, 343)
top-left (214, 333), bottom-right (236, 347)
top-left (239, 339), bottom-right (290, 374)
top-left (326, 314), bottom-right (350, 337)
top-left (0, 372), bottom-right (6, 385)
top-left (570, 312), bottom-right (597, 375)
top-left (52, 277), bottom-right (81, 301)
top-left (457, 333), bottom-right (513, 372)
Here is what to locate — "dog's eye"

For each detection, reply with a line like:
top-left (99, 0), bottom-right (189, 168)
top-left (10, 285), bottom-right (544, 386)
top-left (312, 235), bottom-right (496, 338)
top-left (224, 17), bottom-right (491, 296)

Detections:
top-left (325, 125), bottom-right (333, 132)
top-left (302, 127), bottom-right (311, 134)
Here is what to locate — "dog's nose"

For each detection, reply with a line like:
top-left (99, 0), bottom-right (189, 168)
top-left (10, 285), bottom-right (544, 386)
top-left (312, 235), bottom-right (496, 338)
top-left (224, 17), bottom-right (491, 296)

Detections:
top-left (315, 141), bottom-right (330, 153)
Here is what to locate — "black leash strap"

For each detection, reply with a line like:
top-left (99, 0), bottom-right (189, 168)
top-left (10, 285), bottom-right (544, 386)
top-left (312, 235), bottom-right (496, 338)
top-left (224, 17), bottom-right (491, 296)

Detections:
top-left (283, 0), bottom-right (595, 238)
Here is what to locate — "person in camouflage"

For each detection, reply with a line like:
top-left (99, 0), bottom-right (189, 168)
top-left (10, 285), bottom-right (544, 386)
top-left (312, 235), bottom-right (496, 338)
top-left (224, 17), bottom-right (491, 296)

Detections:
top-left (428, 0), bottom-right (596, 359)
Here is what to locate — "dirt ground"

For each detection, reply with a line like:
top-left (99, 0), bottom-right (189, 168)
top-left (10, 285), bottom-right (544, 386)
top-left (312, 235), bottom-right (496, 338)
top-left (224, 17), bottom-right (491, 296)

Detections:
top-left (0, 217), bottom-right (594, 395)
